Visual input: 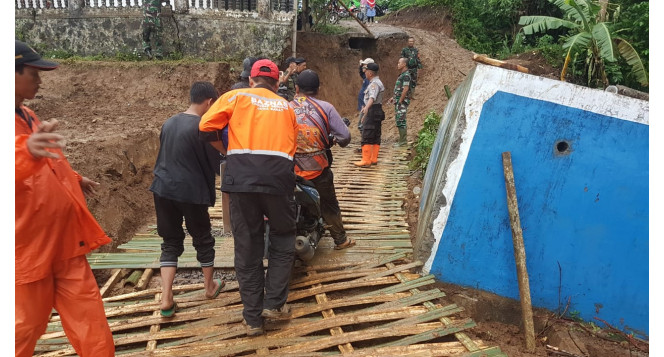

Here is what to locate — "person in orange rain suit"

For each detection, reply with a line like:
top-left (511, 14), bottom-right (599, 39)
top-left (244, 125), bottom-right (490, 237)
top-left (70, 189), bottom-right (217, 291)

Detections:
top-left (14, 40), bottom-right (115, 357)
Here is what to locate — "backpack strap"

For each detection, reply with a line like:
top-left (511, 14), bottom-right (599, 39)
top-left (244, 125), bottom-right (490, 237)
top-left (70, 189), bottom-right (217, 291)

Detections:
top-left (304, 97), bottom-right (331, 148)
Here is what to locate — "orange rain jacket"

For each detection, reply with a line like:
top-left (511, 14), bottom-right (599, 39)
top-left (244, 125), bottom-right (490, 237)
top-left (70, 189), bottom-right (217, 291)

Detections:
top-left (199, 86), bottom-right (299, 195)
top-left (15, 106), bottom-right (111, 285)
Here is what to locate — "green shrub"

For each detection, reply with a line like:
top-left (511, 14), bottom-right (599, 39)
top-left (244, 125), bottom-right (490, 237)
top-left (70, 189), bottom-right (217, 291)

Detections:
top-left (115, 47), bottom-right (143, 62)
top-left (535, 34), bottom-right (564, 68)
top-left (314, 23), bottom-right (348, 35)
top-left (43, 48), bottom-right (75, 59)
top-left (410, 110), bottom-right (441, 174)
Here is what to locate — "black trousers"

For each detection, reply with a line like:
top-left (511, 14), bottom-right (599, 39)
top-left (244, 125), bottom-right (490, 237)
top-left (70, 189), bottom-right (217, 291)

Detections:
top-left (154, 193), bottom-right (215, 267)
top-left (361, 104), bottom-right (385, 145)
top-left (311, 167), bottom-right (347, 245)
top-left (229, 192), bottom-right (296, 327)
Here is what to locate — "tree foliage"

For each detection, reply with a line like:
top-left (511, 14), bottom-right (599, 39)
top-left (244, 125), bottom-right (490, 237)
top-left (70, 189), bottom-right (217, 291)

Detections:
top-left (519, 0), bottom-right (648, 88)
top-left (382, 0), bottom-right (647, 91)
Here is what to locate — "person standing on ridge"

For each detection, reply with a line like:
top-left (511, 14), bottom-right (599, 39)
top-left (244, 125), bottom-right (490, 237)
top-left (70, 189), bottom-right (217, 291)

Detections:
top-left (142, 0), bottom-right (164, 60)
top-left (400, 37), bottom-right (422, 96)
top-left (149, 81), bottom-right (225, 318)
top-left (354, 62), bottom-right (385, 167)
top-left (389, 57), bottom-right (412, 147)
top-left (15, 40), bottom-right (115, 357)
top-left (280, 57), bottom-right (307, 101)
top-left (366, 0), bottom-right (376, 24)
top-left (290, 69), bottom-right (356, 250)
top-left (199, 59), bottom-right (299, 337)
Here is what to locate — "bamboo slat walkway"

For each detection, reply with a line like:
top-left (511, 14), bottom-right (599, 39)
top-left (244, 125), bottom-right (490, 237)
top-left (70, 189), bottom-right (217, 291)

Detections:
top-left (88, 143), bottom-right (413, 269)
top-left (36, 143), bottom-right (507, 356)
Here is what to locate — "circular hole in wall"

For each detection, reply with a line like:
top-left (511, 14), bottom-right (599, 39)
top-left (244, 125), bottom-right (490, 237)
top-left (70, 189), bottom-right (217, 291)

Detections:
top-left (555, 140), bottom-right (571, 155)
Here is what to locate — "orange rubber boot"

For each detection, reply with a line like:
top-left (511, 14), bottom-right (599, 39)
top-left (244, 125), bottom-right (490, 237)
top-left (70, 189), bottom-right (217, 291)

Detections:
top-left (353, 145), bottom-right (372, 167)
top-left (370, 144), bottom-right (380, 165)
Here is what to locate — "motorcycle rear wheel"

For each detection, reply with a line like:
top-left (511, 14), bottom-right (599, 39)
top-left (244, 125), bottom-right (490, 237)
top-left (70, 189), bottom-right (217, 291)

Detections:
top-left (328, 12), bottom-right (339, 24)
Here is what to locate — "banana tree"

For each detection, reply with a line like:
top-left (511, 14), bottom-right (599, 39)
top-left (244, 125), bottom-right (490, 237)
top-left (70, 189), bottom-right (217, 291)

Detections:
top-left (518, 0), bottom-right (648, 88)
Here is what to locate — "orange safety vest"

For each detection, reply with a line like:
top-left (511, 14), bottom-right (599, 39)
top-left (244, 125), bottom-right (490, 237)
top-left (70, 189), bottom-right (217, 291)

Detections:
top-left (290, 96), bottom-right (331, 180)
top-left (200, 87), bottom-right (299, 195)
top-left (15, 106), bottom-right (111, 285)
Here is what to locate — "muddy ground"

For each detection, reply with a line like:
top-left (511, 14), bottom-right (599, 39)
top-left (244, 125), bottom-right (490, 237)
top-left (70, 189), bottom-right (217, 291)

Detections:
top-left (25, 6), bottom-right (647, 356)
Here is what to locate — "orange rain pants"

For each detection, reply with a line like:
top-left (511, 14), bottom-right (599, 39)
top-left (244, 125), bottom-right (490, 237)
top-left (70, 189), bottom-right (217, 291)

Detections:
top-left (15, 255), bottom-right (115, 357)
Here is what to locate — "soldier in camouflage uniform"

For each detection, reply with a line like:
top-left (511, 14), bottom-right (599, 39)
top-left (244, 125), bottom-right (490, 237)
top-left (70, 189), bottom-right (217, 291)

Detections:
top-left (389, 58), bottom-right (411, 147)
top-left (280, 57), bottom-right (307, 101)
top-left (400, 37), bottom-right (422, 96)
top-left (142, 0), bottom-right (163, 60)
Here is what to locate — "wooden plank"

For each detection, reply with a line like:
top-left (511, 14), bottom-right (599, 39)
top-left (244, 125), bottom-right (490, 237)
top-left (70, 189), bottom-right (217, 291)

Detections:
top-left (358, 275), bottom-right (435, 297)
top-left (40, 305), bottom-right (245, 340)
top-left (136, 268), bottom-right (154, 291)
top-left (351, 261), bottom-right (422, 282)
top-left (289, 267), bottom-right (387, 289)
top-left (287, 277), bottom-right (399, 302)
top-left (313, 282), bottom-right (353, 354)
top-left (273, 324), bottom-right (448, 354)
top-left (502, 151), bottom-right (536, 353)
top-left (146, 293), bottom-right (161, 351)
top-left (377, 319), bottom-right (476, 348)
top-left (290, 293), bottom-right (410, 319)
top-left (385, 262), bottom-right (481, 353)
top-left (376, 304), bottom-right (464, 329)
top-left (273, 306), bottom-right (432, 339)
top-left (362, 288), bottom-right (446, 313)
top-left (341, 342), bottom-right (481, 356)
top-left (99, 269), bottom-right (123, 298)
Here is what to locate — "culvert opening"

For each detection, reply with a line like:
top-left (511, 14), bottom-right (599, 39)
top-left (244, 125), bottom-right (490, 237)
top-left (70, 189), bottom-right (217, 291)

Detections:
top-left (349, 37), bottom-right (377, 51)
top-left (555, 140), bottom-right (571, 155)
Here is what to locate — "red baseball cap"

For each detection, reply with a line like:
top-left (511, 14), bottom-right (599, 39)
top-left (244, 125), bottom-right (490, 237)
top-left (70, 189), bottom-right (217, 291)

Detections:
top-left (250, 59), bottom-right (279, 80)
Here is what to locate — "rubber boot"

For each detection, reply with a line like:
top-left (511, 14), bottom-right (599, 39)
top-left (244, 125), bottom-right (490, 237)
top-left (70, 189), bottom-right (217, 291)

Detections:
top-left (370, 144), bottom-right (380, 165)
top-left (353, 145), bottom-right (372, 167)
top-left (397, 127), bottom-right (408, 146)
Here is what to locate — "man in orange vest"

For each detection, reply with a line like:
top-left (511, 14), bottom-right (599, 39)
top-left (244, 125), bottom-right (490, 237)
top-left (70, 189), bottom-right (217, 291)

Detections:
top-left (290, 69), bottom-right (356, 250)
top-left (199, 59), bottom-right (299, 336)
top-left (15, 40), bottom-right (115, 357)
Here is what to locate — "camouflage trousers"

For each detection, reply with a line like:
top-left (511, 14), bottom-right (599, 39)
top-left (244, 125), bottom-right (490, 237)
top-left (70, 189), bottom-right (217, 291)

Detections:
top-left (409, 69), bottom-right (418, 88)
top-left (142, 17), bottom-right (163, 57)
top-left (395, 101), bottom-right (409, 128)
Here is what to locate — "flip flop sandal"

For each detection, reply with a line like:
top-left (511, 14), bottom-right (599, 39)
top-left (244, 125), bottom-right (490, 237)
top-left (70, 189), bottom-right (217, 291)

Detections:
top-left (334, 238), bottom-right (356, 250)
top-left (160, 301), bottom-right (178, 318)
top-left (208, 278), bottom-right (226, 299)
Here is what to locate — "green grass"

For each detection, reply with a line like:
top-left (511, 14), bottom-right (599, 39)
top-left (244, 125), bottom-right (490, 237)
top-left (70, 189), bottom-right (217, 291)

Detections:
top-left (314, 23), bottom-right (348, 35)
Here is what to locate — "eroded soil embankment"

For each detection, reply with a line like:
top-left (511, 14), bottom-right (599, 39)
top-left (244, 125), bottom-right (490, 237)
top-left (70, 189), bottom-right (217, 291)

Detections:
top-left (30, 61), bottom-right (233, 251)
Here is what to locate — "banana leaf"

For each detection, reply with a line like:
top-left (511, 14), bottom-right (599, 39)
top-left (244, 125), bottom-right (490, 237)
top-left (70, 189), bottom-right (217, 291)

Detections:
top-left (518, 16), bottom-right (577, 35)
top-left (616, 38), bottom-right (649, 86)
top-left (592, 22), bottom-right (616, 62)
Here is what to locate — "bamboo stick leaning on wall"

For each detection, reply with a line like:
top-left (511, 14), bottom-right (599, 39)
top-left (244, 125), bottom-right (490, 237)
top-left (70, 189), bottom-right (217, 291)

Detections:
top-left (502, 151), bottom-right (536, 353)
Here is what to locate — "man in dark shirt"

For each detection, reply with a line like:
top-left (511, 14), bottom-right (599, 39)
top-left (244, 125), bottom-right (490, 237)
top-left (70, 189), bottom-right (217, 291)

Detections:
top-left (149, 81), bottom-right (225, 317)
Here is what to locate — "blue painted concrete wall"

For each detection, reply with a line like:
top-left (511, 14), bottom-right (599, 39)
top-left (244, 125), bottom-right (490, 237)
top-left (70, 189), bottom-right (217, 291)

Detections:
top-left (428, 91), bottom-right (649, 336)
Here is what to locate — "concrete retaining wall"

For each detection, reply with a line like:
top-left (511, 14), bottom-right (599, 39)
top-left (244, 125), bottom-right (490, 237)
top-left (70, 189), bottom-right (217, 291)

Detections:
top-left (417, 64), bottom-right (649, 338)
top-left (15, 1), bottom-right (294, 60)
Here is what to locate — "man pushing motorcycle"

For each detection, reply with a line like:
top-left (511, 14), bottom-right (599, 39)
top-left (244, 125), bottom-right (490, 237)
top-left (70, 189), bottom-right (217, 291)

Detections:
top-left (289, 69), bottom-right (356, 250)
